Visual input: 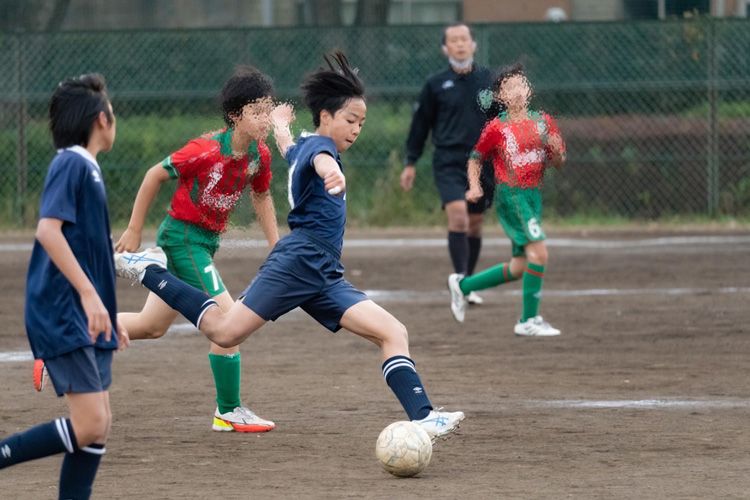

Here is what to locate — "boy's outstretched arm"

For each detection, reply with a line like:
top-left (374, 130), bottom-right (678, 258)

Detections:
top-left (546, 133), bottom-right (566, 169)
top-left (251, 190), bottom-right (279, 247)
top-left (36, 218), bottom-right (112, 343)
top-left (313, 153), bottom-right (346, 195)
top-left (270, 103), bottom-right (296, 158)
top-left (465, 157), bottom-right (484, 202)
top-left (115, 164), bottom-right (170, 252)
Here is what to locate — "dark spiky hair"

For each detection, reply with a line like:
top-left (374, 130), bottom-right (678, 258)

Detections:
top-left (301, 51), bottom-right (365, 127)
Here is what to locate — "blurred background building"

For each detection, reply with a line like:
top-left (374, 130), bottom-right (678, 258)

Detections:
top-left (3, 0), bottom-right (750, 31)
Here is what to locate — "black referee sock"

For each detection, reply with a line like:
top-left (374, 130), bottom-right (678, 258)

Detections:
top-left (447, 231), bottom-right (468, 275)
top-left (0, 418), bottom-right (76, 469)
top-left (142, 266), bottom-right (217, 327)
top-left (467, 236), bottom-right (482, 276)
top-left (59, 443), bottom-right (105, 500)
top-left (382, 356), bottom-right (433, 421)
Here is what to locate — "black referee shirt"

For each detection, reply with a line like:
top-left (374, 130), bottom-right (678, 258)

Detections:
top-left (405, 64), bottom-right (492, 166)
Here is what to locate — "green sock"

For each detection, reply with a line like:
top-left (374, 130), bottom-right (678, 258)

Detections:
top-left (522, 263), bottom-right (545, 321)
top-left (208, 352), bottom-right (242, 414)
top-left (459, 263), bottom-right (517, 294)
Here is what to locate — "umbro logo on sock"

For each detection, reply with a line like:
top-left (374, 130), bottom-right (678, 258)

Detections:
top-left (1, 444), bottom-right (10, 458)
top-left (412, 387), bottom-right (423, 395)
top-left (158, 280), bottom-right (167, 290)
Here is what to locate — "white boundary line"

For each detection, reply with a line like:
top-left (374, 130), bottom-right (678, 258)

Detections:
top-left (1, 234), bottom-right (749, 253)
top-left (526, 399), bottom-right (750, 409)
top-left (2, 284), bottom-right (747, 364)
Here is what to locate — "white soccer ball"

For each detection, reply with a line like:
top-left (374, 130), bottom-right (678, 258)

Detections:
top-left (375, 421), bottom-right (433, 477)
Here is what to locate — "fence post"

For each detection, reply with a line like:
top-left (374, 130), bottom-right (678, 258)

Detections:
top-left (706, 18), bottom-right (719, 217)
top-left (15, 34), bottom-right (28, 227)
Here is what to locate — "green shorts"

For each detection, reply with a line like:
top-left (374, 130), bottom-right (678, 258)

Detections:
top-left (155, 215), bottom-right (226, 296)
top-left (494, 184), bottom-right (545, 257)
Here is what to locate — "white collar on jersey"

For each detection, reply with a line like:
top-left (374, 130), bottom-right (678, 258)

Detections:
top-left (62, 145), bottom-right (102, 173)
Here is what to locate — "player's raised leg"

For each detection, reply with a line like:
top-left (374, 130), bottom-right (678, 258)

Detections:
top-left (118, 292), bottom-right (178, 340)
top-left (339, 300), bottom-right (465, 439)
top-left (115, 249), bottom-right (266, 347)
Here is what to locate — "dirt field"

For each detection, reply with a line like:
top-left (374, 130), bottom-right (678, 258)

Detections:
top-left (1, 228), bottom-right (749, 499)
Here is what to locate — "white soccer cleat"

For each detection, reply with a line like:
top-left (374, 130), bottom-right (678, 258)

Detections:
top-left (212, 406), bottom-right (275, 433)
top-left (514, 316), bottom-right (561, 337)
top-left (114, 247), bottom-right (167, 284)
top-left (447, 273), bottom-right (466, 323)
top-left (466, 291), bottom-right (484, 305)
top-left (413, 409), bottom-right (465, 440)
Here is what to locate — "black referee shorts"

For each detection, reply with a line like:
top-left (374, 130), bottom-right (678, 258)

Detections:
top-left (432, 151), bottom-right (494, 214)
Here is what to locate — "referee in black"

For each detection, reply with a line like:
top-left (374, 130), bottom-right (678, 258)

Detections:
top-left (400, 23), bottom-right (495, 305)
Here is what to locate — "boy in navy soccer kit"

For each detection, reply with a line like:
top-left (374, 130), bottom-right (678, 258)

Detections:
top-left (115, 52), bottom-right (465, 440)
top-left (0, 74), bottom-right (127, 499)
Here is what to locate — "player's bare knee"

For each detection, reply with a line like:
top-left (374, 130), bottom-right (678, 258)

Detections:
top-left (396, 322), bottom-right (408, 344)
top-left (527, 250), bottom-right (548, 266)
top-left (385, 322), bottom-right (409, 350)
top-left (74, 409), bottom-right (110, 446)
top-left (142, 326), bottom-right (168, 339)
top-left (447, 215), bottom-right (469, 232)
top-left (210, 323), bottom-right (248, 348)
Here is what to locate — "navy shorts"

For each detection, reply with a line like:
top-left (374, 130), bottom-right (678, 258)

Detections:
top-left (241, 231), bottom-right (368, 332)
top-left (44, 346), bottom-right (113, 397)
top-left (432, 149), bottom-right (495, 213)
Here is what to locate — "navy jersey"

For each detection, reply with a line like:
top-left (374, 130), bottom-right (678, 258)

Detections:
top-left (25, 146), bottom-right (118, 359)
top-left (286, 134), bottom-right (346, 253)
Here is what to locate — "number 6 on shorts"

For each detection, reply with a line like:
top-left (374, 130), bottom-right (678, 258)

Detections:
top-left (527, 217), bottom-right (543, 239)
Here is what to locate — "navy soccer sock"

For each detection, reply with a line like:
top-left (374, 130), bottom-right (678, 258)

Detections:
top-left (141, 266), bottom-right (217, 326)
top-left (467, 236), bottom-right (482, 276)
top-left (59, 443), bottom-right (105, 500)
top-left (447, 231), bottom-right (469, 275)
top-left (382, 356), bottom-right (433, 420)
top-left (0, 418), bottom-right (77, 469)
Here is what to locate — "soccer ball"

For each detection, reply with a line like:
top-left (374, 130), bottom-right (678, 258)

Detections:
top-left (375, 421), bottom-right (433, 477)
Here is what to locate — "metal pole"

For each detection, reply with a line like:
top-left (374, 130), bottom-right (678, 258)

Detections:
top-left (15, 34), bottom-right (28, 227)
top-left (714, 0), bottom-right (725, 17)
top-left (706, 19), bottom-right (719, 217)
top-left (658, 0), bottom-right (666, 19)
top-left (261, 0), bottom-right (273, 26)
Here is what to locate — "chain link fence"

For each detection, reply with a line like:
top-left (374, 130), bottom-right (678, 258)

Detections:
top-left (1, 18), bottom-right (749, 228)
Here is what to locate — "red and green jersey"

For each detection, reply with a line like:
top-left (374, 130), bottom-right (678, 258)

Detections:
top-left (162, 128), bottom-right (272, 233)
top-left (471, 111), bottom-right (563, 188)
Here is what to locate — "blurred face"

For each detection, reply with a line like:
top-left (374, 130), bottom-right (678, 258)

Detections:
top-left (320, 98), bottom-right (366, 152)
top-left (498, 74), bottom-right (531, 110)
top-left (443, 25), bottom-right (475, 62)
top-left (233, 96), bottom-right (275, 140)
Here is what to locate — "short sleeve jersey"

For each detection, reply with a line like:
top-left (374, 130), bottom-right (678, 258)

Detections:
top-left (162, 128), bottom-right (272, 233)
top-left (285, 135), bottom-right (346, 253)
top-left (25, 146), bottom-right (118, 359)
top-left (472, 112), bottom-right (563, 188)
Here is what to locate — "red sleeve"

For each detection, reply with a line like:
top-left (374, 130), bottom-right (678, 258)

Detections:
top-left (544, 113), bottom-right (561, 138)
top-left (543, 114), bottom-right (566, 157)
top-left (162, 138), bottom-right (213, 179)
top-left (470, 119), bottom-right (503, 161)
top-left (250, 141), bottom-right (272, 193)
